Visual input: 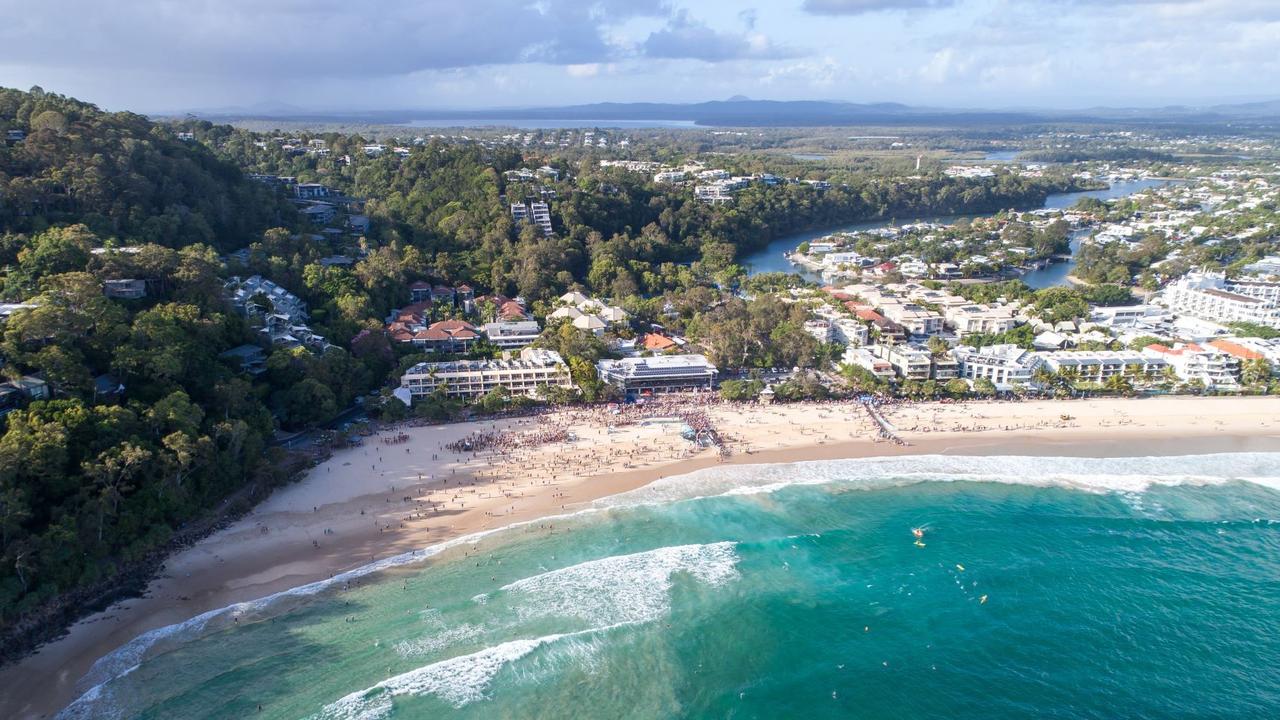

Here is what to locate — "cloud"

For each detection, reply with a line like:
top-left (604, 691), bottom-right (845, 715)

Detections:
top-left (0, 0), bottom-right (678, 78)
top-left (642, 10), bottom-right (800, 61)
top-left (803, 0), bottom-right (959, 14)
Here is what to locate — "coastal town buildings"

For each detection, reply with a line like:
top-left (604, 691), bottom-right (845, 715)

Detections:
top-left (400, 348), bottom-right (573, 400)
top-left (596, 354), bottom-right (718, 395)
top-left (1158, 271), bottom-right (1280, 329)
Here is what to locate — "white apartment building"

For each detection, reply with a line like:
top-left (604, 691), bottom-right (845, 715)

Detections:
top-left (1159, 271), bottom-right (1280, 328)
top-left (950, 344), bottom-right (1042, 386)
top-left (832, 318), bottom-right (869, 346)
top-left (482, 320), bottom-right (542, 349)
top-left (226, 275), bottom-right (307, 324)
top-left (1142, 343), bottom-right (1241, 389)
top-left (1036, 351), bottom-right (1167, 382)
top-left (874, 343), bottom-right (933, 380)
top-left (1087, 305), bottom-right (1166, 328)
top-left (843, 347), bottom-right (895, 380)
top-left (803, 319), bottom-right (835, 343)
top-left (400, 348), bottom-right (573, 400)
top-left (511, 202), bottom-right (554, 237)
top-left (945, 304), bottom-right (1017, 336)
top-left (879, 300), bottom-right (944, 337)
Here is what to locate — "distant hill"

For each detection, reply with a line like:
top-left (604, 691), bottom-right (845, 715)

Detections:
top-left (185, 97), bottom-right (1280, 128)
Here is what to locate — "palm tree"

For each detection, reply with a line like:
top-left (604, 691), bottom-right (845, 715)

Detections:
top-left (1242, 358), bottom-right (1273, 387)
top-left (1104, 374), bottom-right (1133, 396)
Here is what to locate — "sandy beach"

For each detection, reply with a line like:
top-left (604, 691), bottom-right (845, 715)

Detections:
top-left (3, 395), bottom-right (1279, 718)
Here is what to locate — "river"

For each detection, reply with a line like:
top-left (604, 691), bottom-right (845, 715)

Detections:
top-left (741, 179), bottom-right (1173, 289)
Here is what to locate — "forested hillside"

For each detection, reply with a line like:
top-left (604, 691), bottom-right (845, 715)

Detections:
top-left (0, 90), bottom-right (299, 655)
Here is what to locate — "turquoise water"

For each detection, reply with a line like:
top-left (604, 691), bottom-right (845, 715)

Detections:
top-left (61, 453), bottom-right (1280, 719)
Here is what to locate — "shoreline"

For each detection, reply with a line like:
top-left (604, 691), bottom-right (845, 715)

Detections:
top-left (3, 396), bottom-right (1279, 718)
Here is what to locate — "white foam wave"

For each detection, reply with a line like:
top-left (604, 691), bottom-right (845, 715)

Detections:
top-left (600, 452), bottom-right (1280, 509)
top-left (315, 632), bottom-right (571, 718)
top-left (494, 542), bottom-right (739, 626)
top-left (394, 623), bottom-right (485, 658)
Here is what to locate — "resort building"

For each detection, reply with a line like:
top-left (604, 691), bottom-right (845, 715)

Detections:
top-left (549, 292), bottom-right (629, 337)
top-left (400, 348), bottom-right (573, 400)
top-left (1036, 351), bottom-right (1168, 382)
top-left (510, 202), bottom-right (554, 237)
top-left (1158, 271), bottom-right (1280, 328)
top-left (1142, 343), bottom-right (1241, 389)
top-left (951, 344), bottom-right (1043, 386)
top-left (596, 354), bottom-right (719, 395)
top-left (832, 318), bottom-right (870, 346)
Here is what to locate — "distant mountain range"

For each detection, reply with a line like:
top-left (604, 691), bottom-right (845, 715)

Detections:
top-left (183, 98), bottom-right (1280, 128)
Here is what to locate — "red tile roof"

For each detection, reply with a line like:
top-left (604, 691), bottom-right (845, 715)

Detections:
top-left (1208, 339), bottom-right (1264, 360)
top-left (642, 333), bottom-right (677, 351)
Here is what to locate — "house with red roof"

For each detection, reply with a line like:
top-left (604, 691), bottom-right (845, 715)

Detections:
top-left (640, 333), bottom-right (679, 353)
top-left (415, 320), bottom-right (481, 354)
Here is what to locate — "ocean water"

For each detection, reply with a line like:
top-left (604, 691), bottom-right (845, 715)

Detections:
top-left (60, 453), bottom-right (1280, 719)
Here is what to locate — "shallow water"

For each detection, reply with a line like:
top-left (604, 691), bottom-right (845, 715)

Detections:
top-left (61, 453), bottom-right (1280, 719)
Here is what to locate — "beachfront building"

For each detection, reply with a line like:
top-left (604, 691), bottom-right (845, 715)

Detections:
top-left (832, 318), bottom-right (870, 346)
top-left (951, 344), bottom-right (1042, 386)
top-left (1158, 271), bottom-right (1280, 328)
top-left (1142, 343), bottom-right (1241, 389)
top-left (873, 344), bottom-right (932, 380)
top-left (596, 354), bottom-right (718, 396)
top-left (842, 347), bottom-right (895, 380)
top-left (400, 348), bottom-right (573, 400)
top-left (1208, 338), bottom-right (1280, 373)
top-left (1036, 350), bottom-right (1168, 383)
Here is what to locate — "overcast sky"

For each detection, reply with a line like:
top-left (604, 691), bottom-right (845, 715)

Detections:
top-left (1, 0), bottom-right (1277, 113)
